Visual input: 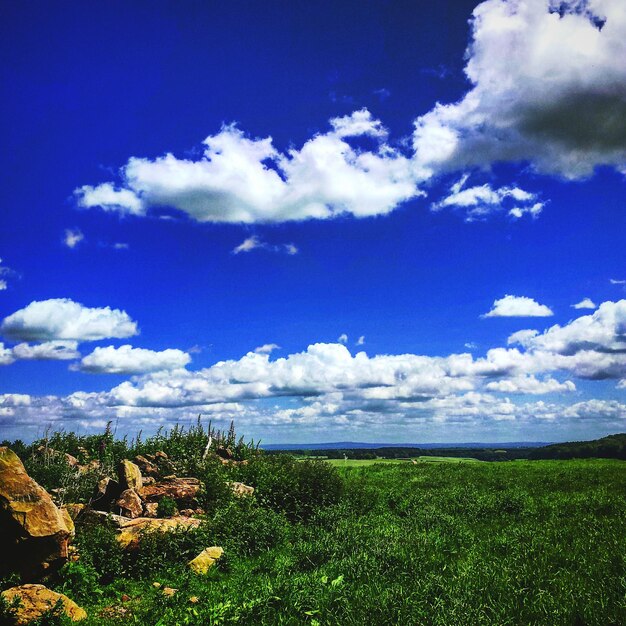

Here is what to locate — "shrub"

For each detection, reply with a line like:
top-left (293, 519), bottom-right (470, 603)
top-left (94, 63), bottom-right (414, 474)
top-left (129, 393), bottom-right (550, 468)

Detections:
top-left (157, 496), bottom-right (178, 518)
top-left (234, 455), bottom-right (343, 521)
top-left (75, 523), bottom-right (125, 583)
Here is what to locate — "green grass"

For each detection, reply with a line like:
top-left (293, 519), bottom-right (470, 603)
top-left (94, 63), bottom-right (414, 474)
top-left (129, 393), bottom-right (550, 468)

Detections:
top-left (3, 433), bottom-right (625, 625)
top-left (325, 455), bottom-right (480, 466)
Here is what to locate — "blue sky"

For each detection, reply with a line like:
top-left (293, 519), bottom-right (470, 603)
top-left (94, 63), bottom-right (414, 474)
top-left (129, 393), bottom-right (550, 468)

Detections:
top-left (1, 0), bottom-right (625, 443)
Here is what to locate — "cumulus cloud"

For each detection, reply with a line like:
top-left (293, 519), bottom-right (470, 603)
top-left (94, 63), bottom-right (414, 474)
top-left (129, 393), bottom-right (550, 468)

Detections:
top-left (413, 0), bottom-right (626, 179)
top-left (337, 334), bottom-right (348, 344)
top-left (572, 298), bottom-right (597, 310)
top-left (232, 236), bottom-right (298, 255)
top-left (483, 295), bottom-right (554, 318)
top-left (77, 344), bottom-right (191, 374)
top-left (12, 341), bottom-right (81, 361)
top-left (510, 300), bottom-right (626, 355)
top-left (0, 343), bottom-right (14, 365)
top-left (2, 302), bottom-right (626, 436)
top-left (75, 109), bottom-right (420, 224)
top-left (1, 298), bottom-right (138, 342)
top-left (254, 344), bottom-right (280, 354)
top-left (356, 336), bottom-right (365, 346)
top-left (433, 176), bottom-right (543, 221)
top-left (64, 228), bottom-right (84, 249)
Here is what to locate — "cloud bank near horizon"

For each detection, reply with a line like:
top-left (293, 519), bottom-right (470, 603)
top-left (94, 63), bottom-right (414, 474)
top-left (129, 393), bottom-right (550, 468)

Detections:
top-left (1, 299), bottom-right (624, 438)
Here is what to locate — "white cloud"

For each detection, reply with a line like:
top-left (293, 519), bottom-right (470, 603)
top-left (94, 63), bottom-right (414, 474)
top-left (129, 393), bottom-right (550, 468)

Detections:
top-left (76, 182), bottom-right (144, 215)
top-left (510, 299), bottom-right (626, 356)
top-left (77, 345), bottom-right (191, 374)
top-left (75, 110), bottom-right (420, 224)
top-left (0, 343), bottom-right (15, 365)
top-left (337, 333), bottom-right (348, 344)
top-left (232, 236), bottom-right (298, 255)
top-left (1, 298), bottom-right (138, 342)
top-left (12, 341), bottom-right (80, 361)
top-left (254, 343), bottom-right (280, 355)
top-left (572, 298), bottom-right (597, 310)
top-left (433, 177), bottom-right (542, 221)
top-left (0, 258), bottom-right (15, 291)
top-left (64, 228), bottom-right (84, 249)
top-left (356, 336), bottom-right (365, 346)
top-left (0, 280), bottom-right (6, 291)
top-left (485, 375), bottom-right (575, 394)
top-left (610, 278), bottom-right (625, 285)
top-left (412, 0), bottom-right (626, 179)
top-left (483, 295), bottom-right (554, 318)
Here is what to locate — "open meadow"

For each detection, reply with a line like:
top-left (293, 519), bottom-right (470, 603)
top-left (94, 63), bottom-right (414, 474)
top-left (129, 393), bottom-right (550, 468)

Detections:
top-left (1, 426), bottom-right (625, 625)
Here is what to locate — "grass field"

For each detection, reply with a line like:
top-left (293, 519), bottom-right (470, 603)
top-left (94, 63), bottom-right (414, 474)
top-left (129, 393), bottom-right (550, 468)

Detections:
top-left (3, 438), bottom-right (625, 625)
top-left (324, 455), bottom-right (481, 466)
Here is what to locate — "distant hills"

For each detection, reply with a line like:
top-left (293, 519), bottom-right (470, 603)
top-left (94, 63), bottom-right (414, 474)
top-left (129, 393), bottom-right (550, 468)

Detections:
top-left (263, 433), bottom-right (626, 461)
top-left (262, 441), bottom-right (552, 450)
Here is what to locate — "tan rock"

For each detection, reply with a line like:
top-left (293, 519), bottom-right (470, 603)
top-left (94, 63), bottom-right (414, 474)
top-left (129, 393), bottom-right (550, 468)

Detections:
top-left (116, 516), bottom-right (203, 550)
top-left (140, 477), bottom-right (201, 508)
top-left (0, 447), bottom-right (72, 579)
top-left (134, 455), bottom-right (159, 477)
top-left (155, 451), bottom-right (168, 460)
top-left (162, 587), bottom-right (177, 597)
top-left (152, 582), bottom-right (161, 588)
top-left (1, 584), bottom-right (86, 624)
top-left (143, 502), bottom-right (159, 518)
top-left (189, 596), bottom-right (199, 604)
top-left (215, 446), bottom-right (233, 460)
top-left (115, 489), bottom-right (143, 519)
top-left (227, 481), bottom-right (255, 497)
top-left (91, 477), bottom-right (120, 511)
top-left (188, 546), bottom-right (224, 575)
top-left (59, 507), bottom-right (75, 537)
top-left (118, 460), bottom-right (142, 492)
top-left (63, 504), bottom-right (85, 521)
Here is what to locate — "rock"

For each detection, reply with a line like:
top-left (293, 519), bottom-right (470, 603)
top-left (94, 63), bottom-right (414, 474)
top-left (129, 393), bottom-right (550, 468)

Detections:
top-left (116, 516), bottom-right (203, 550)
top-left (152, 582), bottom-right (161, 588)
top-left (134, 455), bottom-right (159, 477)
top-left (0, 447), bottom-right (72, 580)
top-left (189, 596), bottom-right (199, 604)
top-left (143, 502), bottom-right (159, 518)
top-left (188, 547), bottom-right (224, 574)
top-left (78, 459), bottom-right (101, 474)
top-left (140, 477), bottom-right (201, 508)
top-left (1, 584), bottom-right (86, 624)
top-left (118, 460), bottom-right (142, 492)
top-left (120, 594), bottom-right (131, 603)
top-left (115, 489), bottom-right (143, 519)
top-left (162, 587), bottom-right (177, 597)
top-left (59, 507), bottom-right (75, 537)
top-left (215, 446), bottom-right (233, 460)
top-left (91, 477), bottom-right (121, 511)
top-left (155, 451), bottom-right (168, 460)
top-left (227, 481), bottom-right (255, 497)
top-left (142, 476), bottom-right (156, 486)
top-left (63, 504), bottom-right (85, 521)
top-left (80, 509), bottom-right (131, 528)
top-left (179, 508), bottom-right (195, 517)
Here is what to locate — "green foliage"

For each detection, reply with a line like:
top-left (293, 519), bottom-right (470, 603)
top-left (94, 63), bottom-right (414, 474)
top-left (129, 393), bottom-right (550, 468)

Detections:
top-left (234, 454), bottom-right (343, 521)
top-left (157, 496), bottom-right (178, 518)
top-left (75, 523), bottom-right (125, 583)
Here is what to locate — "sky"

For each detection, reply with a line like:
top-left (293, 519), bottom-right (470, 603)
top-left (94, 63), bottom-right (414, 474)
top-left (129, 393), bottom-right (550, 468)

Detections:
top-left (0, 0), bottom-right (625, 444)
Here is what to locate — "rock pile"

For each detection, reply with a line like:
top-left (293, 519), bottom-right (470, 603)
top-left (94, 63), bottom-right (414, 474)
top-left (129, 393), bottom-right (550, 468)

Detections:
top-left (1, 585), bottom-right (86, 624)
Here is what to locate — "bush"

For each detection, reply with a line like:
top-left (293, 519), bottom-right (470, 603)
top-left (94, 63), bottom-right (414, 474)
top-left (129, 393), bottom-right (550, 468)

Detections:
top-left (209, 499), bottom-right (289, 556)
top-left (157, 496), bottom-right (178, 518)
top-left (75, 523), bottom-right (125, 583)
top-left (234, 455), bottom-right (343, 521)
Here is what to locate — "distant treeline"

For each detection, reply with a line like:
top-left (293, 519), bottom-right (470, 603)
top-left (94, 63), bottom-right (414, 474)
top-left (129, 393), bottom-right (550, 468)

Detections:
top-left (267, 433), bottom-right (626, 462)
top-left (527, 433), bottom-right (626, 461)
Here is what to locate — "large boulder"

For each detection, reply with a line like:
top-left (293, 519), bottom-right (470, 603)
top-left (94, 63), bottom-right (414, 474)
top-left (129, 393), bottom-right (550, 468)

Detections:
top-left (1, 584), bottom-right (86, 624)
top-left (91, 477), bottom-right (121, 511)
top-left (114, 489), bottom-right (143, 518)
top-left (0, 447), bottom-right (72, 580)
top-left (133, 455), bottom-right (159, 477)
top-left (117, 460), bottom-right (142, 492)
top-left (140, 477), bottom-right (201, 508)
top-left (188, 546), bottom-right (224, 574)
